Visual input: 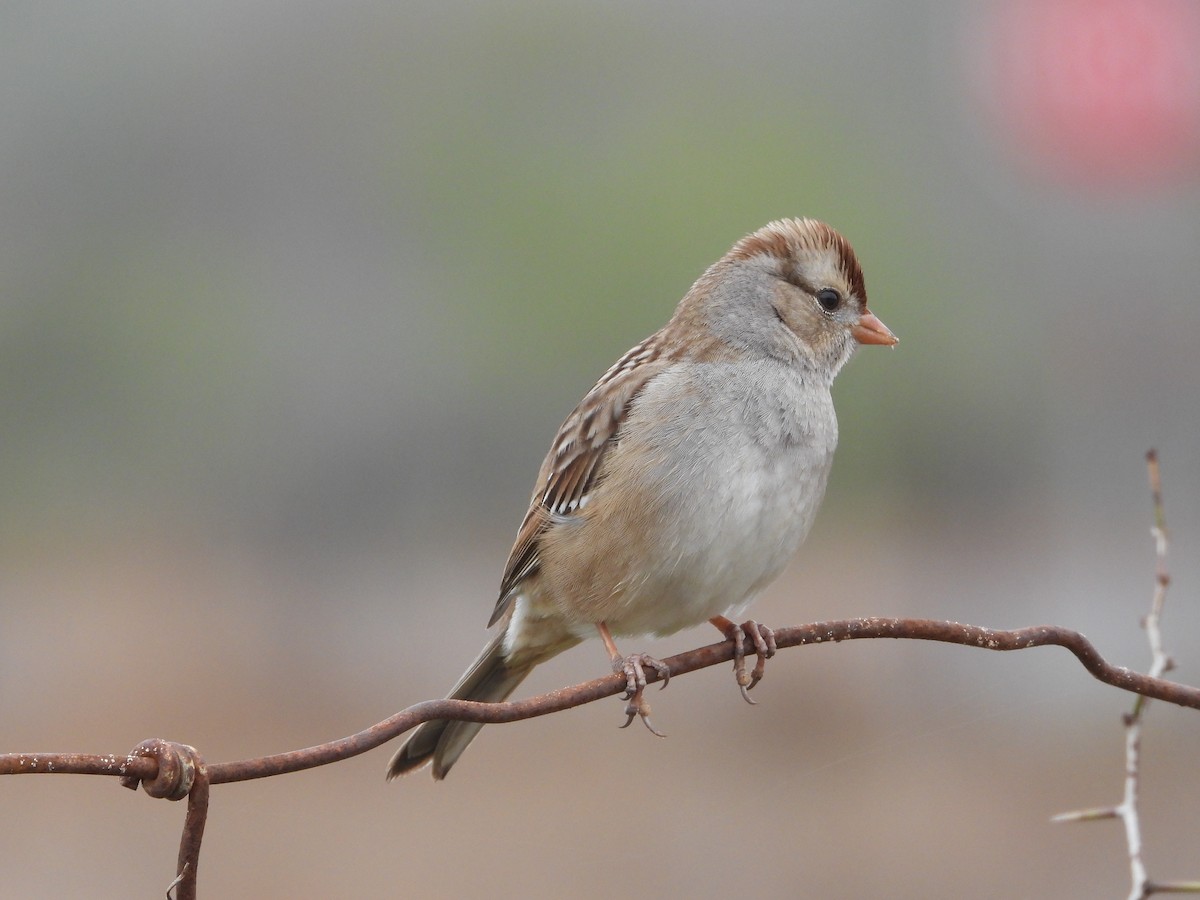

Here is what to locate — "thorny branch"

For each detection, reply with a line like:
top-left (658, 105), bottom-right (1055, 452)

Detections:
top-left (2, 458), bottom-right (1199, 897)
top-left (1053, 450), bottom-right (1200, 899)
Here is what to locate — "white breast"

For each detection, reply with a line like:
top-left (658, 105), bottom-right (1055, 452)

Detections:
top-left (600, 359), bottom-right (837, 637)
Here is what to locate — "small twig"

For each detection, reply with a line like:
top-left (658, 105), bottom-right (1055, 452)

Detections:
top-left (1054, 450), bottom-right (1199, 899)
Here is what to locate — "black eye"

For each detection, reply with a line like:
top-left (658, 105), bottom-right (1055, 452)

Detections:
top-left (816, 288), bottom-right (842, 312)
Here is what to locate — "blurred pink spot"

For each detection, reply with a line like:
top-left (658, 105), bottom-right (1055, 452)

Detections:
top-left (974, 0), bottom-right (1200, 186)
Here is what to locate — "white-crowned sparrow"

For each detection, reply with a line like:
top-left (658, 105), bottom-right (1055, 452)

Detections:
top-left (388, 218), bottom-right (896, 779)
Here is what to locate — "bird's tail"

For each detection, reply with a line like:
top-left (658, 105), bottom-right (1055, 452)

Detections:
top-left (386, 630), bottom-right (532, 780)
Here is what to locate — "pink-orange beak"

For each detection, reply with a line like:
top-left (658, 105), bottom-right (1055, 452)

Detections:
top-left (850, 311), bottom-right (898, 346)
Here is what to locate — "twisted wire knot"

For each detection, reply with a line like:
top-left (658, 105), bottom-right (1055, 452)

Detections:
top-left (119, 739), bottom-right (201, 801)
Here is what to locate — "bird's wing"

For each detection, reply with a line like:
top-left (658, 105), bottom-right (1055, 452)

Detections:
top-left (488, 335), bottom-right (671, 626)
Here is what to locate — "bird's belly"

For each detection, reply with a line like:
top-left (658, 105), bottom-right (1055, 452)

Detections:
top-left (594, 446), bottom-right (829, 638)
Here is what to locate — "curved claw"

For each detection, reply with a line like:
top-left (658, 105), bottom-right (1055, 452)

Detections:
top-left (596, 625), bottom-right (672, 735)
top-left (713, 618), bottom-right (776, 703)
top-left (611, 652), bottom-right (670, 735)
top-left (745, 620), bottom-right (777, 691)
top-left (613, 652), bottom-right (671, 698)
top-left (619, 694), bottom-right (667, 737)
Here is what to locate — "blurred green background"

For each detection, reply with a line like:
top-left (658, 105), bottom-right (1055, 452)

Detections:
top-left (3, 2), bottom-right (1200, 897)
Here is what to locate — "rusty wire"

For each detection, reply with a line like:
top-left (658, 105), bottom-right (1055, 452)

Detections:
top-left (4, 617), bottom-right (1200, 898)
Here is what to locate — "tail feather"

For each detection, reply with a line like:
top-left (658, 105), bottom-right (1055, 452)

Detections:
top-left (386, 631), bottom-right (532, 780)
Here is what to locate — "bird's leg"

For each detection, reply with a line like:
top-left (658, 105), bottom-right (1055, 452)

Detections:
top-left (596, 622), bottom-right (669, 736)
top-left (710, 616), bottom-right (777, 704)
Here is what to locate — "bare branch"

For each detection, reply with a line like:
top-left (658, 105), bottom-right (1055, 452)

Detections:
top-left (1055, 450), bottom-right (1200, 899)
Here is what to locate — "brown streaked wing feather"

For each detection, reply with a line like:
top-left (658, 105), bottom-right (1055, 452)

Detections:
top-left (487, 335), bottom-right (672, 627)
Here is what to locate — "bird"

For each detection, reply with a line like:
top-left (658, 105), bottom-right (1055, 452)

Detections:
top-left (387, 217), bottom-right (896, 780)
